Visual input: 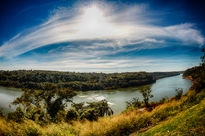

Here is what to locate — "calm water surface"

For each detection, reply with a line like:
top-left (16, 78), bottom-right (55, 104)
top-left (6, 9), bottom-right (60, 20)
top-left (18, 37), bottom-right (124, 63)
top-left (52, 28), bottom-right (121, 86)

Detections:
top-left (0, 87), bottom-right (23, 113)
top-left (0, 74), bottom-right (191, 114)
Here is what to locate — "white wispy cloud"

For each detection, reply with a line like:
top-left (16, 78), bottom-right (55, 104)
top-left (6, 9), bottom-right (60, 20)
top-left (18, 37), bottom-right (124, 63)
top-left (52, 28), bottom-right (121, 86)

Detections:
top-left (0, 1), bottom-right (204, 58)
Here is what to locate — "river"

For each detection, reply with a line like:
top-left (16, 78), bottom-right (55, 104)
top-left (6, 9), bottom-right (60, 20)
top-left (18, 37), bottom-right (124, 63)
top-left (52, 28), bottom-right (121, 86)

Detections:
top-left (0, 74), bottom-right (191, 114)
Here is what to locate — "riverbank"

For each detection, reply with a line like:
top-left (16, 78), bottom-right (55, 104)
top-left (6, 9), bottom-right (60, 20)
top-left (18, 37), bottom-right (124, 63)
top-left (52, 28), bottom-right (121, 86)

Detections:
top-left (0, 73), bottom-right (204, 136)
top-left (0, 74), bottom-right (191, 114)
top-left (1, 66), bottom-right (203, 136)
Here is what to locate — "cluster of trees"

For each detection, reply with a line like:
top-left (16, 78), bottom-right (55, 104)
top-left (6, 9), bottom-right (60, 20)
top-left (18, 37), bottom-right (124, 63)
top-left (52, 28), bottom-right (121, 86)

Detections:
top-left (67, 100), bottom-right (113, 121)
top-left (5, 84), bottom-right (113, 124)
top-left (0, 70), bottom-right (180, 91)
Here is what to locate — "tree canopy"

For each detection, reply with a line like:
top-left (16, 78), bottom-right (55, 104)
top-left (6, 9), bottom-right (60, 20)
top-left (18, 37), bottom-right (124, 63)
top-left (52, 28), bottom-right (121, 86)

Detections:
top-left (0, 70), bottom-right (180, 91)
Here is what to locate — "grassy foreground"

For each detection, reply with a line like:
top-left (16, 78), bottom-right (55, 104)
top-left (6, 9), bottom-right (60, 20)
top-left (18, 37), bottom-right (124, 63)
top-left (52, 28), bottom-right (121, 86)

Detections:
top-left (0, 65), bottom-right (205, 136)
top-left (0, 87), bottom-right (204, 136)
top-left (135, 97), bottom-right (205, 136)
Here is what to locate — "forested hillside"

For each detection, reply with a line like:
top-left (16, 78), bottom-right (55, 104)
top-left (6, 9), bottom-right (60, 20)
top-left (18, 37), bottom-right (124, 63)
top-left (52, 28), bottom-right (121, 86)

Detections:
top-left (0, 70), bottom-right (180, 91)
top-left (0, 64), bottom-right (204, 136)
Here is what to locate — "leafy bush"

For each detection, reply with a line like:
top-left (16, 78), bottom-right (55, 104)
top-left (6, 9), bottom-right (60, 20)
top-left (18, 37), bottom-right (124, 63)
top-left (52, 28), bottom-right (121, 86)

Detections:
top-left (7, 107), bottom-right (25, 122)
top-left (67, 100), bottom-right (113, 121)
top-left (126, 97), bottom-right (142, 109)
top-left (159, 97), bottom-right (168, 104)
top-left (24, 127), bottom-right (42, 136)
top-left (12, 88), bottom-right (76, 123)
top-left (66, 109), bottom-right (78, 121)
top-left (0, 110), bottom-right (4, 117)
top-left (175, 88), bottom-right (183, 100)
top-left (53, 110), bottom-right (67, 123)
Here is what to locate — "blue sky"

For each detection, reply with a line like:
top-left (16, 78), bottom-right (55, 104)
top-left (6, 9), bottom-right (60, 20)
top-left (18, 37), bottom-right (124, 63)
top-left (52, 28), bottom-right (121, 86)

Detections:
top-left (0, 0), bottom-right (204, 72)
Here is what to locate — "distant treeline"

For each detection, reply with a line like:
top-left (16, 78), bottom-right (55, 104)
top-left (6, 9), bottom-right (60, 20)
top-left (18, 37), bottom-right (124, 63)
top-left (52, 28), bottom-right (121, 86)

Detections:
top-left (0, 70), bottom-right (180, 91)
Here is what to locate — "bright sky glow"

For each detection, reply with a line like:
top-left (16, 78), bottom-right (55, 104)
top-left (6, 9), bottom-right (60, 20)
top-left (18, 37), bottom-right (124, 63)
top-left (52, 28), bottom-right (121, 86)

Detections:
top-left (76, 5), bottom-right (114, 39)
top-left (80, 6), bottom-right (107, 30)
top-left (0, 0), bottom-right (204, 72)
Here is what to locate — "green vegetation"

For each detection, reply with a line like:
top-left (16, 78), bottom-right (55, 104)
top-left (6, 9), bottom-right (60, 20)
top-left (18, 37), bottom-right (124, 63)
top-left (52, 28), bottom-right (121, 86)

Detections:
top-left (126, 97), bottom-right (143, 109)
top-left (67, 100), bottom-right (113, 121)
top-left (0, 63), bottom-right (204, 136)
top-left (174, 88), bottom-right (183, 100)
top-left (9, 85), bottom-right (113, 125)
top-left (136, 99), bottom-right (205, 136)
top-left (140, 87), bottom-right (154, 107)
top-left (126, 86), bottom-right (154, 111)
top-left (0, 49), bottom-right (204, 136)
top-left (0, 70), bottom-right (180, 91)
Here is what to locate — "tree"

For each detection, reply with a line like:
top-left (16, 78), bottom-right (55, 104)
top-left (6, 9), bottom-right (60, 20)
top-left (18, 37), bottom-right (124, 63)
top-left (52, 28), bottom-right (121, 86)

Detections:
top-left (140, 86), bottom-right (153, 107)
top-left (175, 88), bottom-right (183, 100)
top-left (67, 100), bottom-right (113, 121)
top-left (87, 100), bottom-right (114, 116)
top-left (12, 83), bottom-right (76, 122)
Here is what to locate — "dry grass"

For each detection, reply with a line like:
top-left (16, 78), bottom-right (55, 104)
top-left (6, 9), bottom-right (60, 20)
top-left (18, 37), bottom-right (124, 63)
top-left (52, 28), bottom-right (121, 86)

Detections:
top-left (0, 89), bottom-right (204, 136)
top-left (71, 89), bottom-right (205, 136)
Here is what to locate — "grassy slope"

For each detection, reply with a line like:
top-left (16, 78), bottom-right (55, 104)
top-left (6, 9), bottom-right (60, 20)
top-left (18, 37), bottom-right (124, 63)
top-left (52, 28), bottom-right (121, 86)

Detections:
top-left (72, 89), bottom-right (205, 136)
top-left (0, 88), bottom-right (204, 136)
top-left (0, 66), bottom-right (204, 136)
top-left (136, 99), bottom-right (205, 136)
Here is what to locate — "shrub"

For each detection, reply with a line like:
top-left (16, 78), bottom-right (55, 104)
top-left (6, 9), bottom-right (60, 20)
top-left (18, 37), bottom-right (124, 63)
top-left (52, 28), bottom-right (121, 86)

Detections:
top-left (66, 109), bottom-right (78, 121)
top-left (25, 106), bottom-right (51, 125)
top-left (68, 100), bottom-right (113, 121)
top-left (175, 88), bottom-right (183, 100)
top-left (53, 110), bottom-right (67, 123)
top-left (24, 127), bottom-right (42, 136)
top-left (0, 110), bottom-right (4, 117)
top-left (126, 97), bottom-right (142, 109)
top-left (7, 107), bottom-right (25, 122)
top-left (159, 97), bottom-right (168, 104)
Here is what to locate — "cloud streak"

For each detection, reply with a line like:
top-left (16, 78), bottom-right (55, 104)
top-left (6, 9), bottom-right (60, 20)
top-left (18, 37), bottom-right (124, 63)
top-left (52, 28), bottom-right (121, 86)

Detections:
top-left (0, 1), bottom-right (204, 58)
top-left (0, 1), bottom-right (204, 72)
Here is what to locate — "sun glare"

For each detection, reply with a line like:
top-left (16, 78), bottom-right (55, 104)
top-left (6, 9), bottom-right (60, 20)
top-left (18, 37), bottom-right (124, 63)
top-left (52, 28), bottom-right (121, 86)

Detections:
top-left (82, 6), bottom-right (105, 29)
top-left (75, 5), bottom-right (115, 38)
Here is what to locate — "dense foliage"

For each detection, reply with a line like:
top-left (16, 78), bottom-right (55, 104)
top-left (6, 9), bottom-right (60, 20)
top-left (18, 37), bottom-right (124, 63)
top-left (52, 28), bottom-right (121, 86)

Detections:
top-left (67, 100), bottom-right (113, 121)
top-left (11, 85), bottom-right (76, 123)
top-left (0, 64), bottom-right (204, 136)
top-left (10, 85), bottom-right (113, 124)
top-left (183, 48), bottom-right (205, 92)
top-left (0, 49), bottom-right (204, 136)
top-left (0, 70), bottom-right (180, 91)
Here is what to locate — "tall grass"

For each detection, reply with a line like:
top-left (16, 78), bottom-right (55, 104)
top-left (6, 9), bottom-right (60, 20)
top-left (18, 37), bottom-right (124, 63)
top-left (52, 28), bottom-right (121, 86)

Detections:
top-left (137, 99), bottom-right (205, 136)
top-left (0, 88), bottom-right (204, 136)
top-left (0, 118), bottom-right (75, 136)
top-left (71, 89), bottom-right (205, 136)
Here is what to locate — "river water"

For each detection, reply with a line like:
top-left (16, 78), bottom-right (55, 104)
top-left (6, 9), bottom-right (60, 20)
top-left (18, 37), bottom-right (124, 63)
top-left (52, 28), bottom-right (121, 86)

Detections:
top-left (0, 74), bottom-right (191, 114)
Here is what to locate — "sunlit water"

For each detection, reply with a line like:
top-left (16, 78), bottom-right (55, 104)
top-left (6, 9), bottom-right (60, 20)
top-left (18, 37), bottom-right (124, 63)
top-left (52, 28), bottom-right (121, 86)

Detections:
top-left (0, 74), bottom-right (191, 114)
top-left (0, 87), bottom-right (23, 113)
